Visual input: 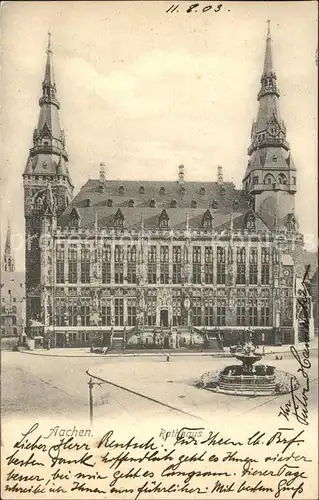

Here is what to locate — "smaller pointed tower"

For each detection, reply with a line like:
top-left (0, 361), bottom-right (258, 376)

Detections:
top-left (3, 220), bottom-right (15, 272)
top-left (242, 21), bottom-right (297, 230)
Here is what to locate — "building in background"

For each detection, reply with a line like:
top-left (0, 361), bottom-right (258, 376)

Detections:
top-left (23, 24), bottom-right (315, 349)
top-left (1, 222), bottom-right (25, 337)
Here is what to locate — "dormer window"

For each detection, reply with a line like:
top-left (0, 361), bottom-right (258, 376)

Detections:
top-left (211, 200), bottom-right (218, 209)
top-left (114, 208), bottom-right (124, 228)
top-left (199, 187), bottom-right (206, 196)
top-left (253, 176), bottom-right (258, 185)
top-left (159, 209), bottom-right (169, 228)
top-left (119, 185), bottom-right (125, 195)
top-left (85, 199), bottom-right (92, 207)
top-left (191, 200), bottom-right (197, 208)
top-left (246, 215), bottom-right (255, 230)
top-left (150, 199), bottom-right (156, 208)
top-left (219, 186), bottom-right (226, 195)
top-left (128, 199), bottom-right (134, 207)
top-left (180, 186), bottom-right (186, 195)
top-left (171, 199), bottom-right (177, 208)
top-left (98, 184), bottom-right (105, 193)
top-left (107, 199), bottom-right (113, 207)
top-left (202, 209), bottom-right (213, 230)
top-left (272, 155), bottom-right (278, 162)
top-left (139, 186), bottom-right (145, 195)
top-left (159, 187), bottom-right (165, 195)
top-left (69, 208), bottom-right (80, 229)
top-left (232, 199), bottom-right (239, 210)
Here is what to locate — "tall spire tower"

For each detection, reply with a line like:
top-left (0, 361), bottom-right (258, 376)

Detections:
top-left (242, 21), bottom-right (297, 230)
top-left (23, 34), bottom-right (73, 324)
top-left (3, 220), bottom-right (15, 272)
top-left (23, 32), bottom-right (73, 213)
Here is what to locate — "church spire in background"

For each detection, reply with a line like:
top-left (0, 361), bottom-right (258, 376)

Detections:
top-left (3, 220), bottom-right (15, 272)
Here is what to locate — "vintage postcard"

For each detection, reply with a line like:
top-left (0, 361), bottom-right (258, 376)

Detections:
top-left (0, 1), bottom-right (318, 499)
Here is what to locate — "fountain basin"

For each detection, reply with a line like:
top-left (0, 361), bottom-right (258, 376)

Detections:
top-left (197, 364), bottom-right (299, 396)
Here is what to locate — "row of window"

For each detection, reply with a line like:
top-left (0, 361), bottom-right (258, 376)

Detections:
top-left (100, 185), bottom-right (225, 197)
top-left (252, 173), bottom-right (295, 185)
top-left (83, 198), bottom-right (235, 209)
top-left (56, 245), bottom-right (271, 285)
top-left (55, 299), bottom-right (271, 328)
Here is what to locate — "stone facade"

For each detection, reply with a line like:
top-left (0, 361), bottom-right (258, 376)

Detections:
top-left (23, 27), bottom-right (314, 349)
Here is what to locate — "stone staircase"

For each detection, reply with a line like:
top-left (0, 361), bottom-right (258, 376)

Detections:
top-left (111, 331), bottom-right (124, 351)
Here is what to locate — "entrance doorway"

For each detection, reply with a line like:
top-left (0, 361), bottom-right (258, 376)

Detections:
top-left (56, 332), bottom-right (65, 348)
top-left (103, 332), bottom-right (110, 346)
top-left (160, 309), bottom-right (169, 327)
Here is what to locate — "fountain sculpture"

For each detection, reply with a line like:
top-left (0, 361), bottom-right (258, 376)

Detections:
top-left (197, 334), bottom-right (299, 397)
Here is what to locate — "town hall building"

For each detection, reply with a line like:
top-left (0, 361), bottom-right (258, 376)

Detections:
top-left (23, 24), bottom-right (314, 349)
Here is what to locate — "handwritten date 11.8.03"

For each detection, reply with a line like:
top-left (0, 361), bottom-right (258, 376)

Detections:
top-left (166, 4), bottom-right (226, 14)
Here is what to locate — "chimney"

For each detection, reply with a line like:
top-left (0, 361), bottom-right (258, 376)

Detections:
top-left (217, 165), bottom-right (223, 185)
top-left (178, 164), bottom-right (185, 183)
top-left (99, 162), bottom-right (106, 183)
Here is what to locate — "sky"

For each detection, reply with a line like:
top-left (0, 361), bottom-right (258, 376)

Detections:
top-left (0, 1), bottom-right (318, 271)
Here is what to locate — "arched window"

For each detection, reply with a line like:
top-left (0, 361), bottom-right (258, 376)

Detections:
top-left (171, 199), bottom-right (177, 208)
top-left (150, 199), bottom-right (156, 208)
top-left (128, 199), bottom-right (134, 207)
top-left (264, 174), bottom-right (274, 184)
top-left (191, 200), bottom-right (197, 208)
top-left (85, 199), bottom-right (92, 207)
top-left (199, 187), bottom-right (206, 196)
top-left (159, 187), bottom-right (165, 195)
top-left (139, 186), bottom-right (145, 195)
top-left (119, 185), bottom-right (125, 195)
top-left (278, 173), bottom-right (287, 185)
top-left (180, 186), bottom-right (186, 195)
top-left (107, 199), bottom-right (113, 207)
top-left (232, 199), bottom-right (239, 210)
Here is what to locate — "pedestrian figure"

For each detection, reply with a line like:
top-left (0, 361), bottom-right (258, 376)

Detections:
top-left (166, 353), bottom-right (170, 362)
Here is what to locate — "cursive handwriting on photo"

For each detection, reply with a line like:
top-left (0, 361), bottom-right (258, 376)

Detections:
top-left (278, 265), bottom-right (312, 427)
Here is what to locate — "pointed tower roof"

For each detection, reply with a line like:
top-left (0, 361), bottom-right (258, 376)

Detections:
top-left (3, 220), bottom-right (15, 272)
top-left (24, 33), bottom-right (71, 179)
top-left (245, 21), bottom-right (290, 168)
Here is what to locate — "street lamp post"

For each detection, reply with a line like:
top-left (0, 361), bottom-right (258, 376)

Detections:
top-left (87, 375), bottom-right (102, 425)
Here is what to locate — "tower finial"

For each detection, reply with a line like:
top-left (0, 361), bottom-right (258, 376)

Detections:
top-left (47, 31), bottom-right (52, 52)
top-left (267, 19), bottom-right (271, 38)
